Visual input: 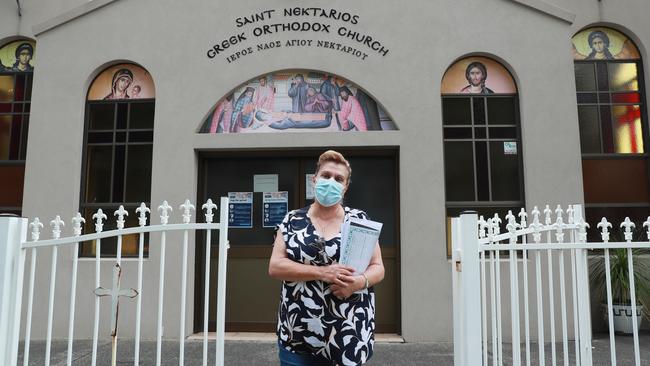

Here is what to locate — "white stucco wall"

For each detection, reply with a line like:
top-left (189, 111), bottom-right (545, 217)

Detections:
top-left (0, 0), bottom-right (646, 342)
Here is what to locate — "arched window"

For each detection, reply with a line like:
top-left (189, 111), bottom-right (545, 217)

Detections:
top-left (80, 63), bottom-right (155, 257)
top-left (572, 27), bottom-right (648, 237)
top-left (441, 56), bottom-right (523, 253)
top-left (0, 39), bottom-right (35, 215)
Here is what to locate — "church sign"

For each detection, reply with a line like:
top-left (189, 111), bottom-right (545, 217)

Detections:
top-left (207, 7), bottom-right (390, 64)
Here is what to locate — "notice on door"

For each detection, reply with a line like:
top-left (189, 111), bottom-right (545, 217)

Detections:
top-left (305, 174), bottom-right (315, 200)
top-left (254, 174), bottom-right (278, 192)
top-left (228, 192), bottom-right (253, 228)
top-left (263, 191), bottom-right (288, 228)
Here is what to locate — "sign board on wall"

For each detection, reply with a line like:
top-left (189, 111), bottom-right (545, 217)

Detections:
top-left (263, 191), bottom-right (289, 228)
top-left (228, 192), bottom-right (253, 228)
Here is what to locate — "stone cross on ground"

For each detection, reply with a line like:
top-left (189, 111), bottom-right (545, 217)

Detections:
top-left (94, 263), bottom-right (138, 336)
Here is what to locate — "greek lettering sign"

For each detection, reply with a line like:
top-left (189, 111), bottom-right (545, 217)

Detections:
top-left (207, 8), bottom-right (390, 64)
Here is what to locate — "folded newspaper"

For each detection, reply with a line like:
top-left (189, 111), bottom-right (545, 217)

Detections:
top-left (339, 217), bottom-right (383, 275)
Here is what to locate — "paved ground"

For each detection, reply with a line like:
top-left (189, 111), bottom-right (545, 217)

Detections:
top-left (16, 332), bottom-right (650, 365)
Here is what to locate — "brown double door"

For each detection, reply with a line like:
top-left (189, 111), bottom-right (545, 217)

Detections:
top-left (194, 149), bottom-right (400, 333)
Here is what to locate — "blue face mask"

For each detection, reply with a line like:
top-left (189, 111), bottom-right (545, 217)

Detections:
top-left (314, 178), bottom-right (344, 207)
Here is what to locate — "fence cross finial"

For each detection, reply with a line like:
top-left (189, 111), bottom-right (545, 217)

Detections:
top-left (50, 215), bottom-right (65, 239)
top-left (114, 206), bottom-right (128, 230)
top-left (135, 203), bottom-right (151, 227)
top-left (92, 209), bottom-right (108, 233)
top-left (485, 218), bottom-right (493, 242)
top-left (531, 206), bottom-right (540, 224)
top-left (180, 199), bottom-right (196, 224)
top-left (518, 208), bottom-right (528, 228)
top-left (530, 206), bottom-right (543, 243)
top-left (620, 217), bottom-right (635, 242)
top-left (643, 216), bottom-right (650, 241)
top-left (71, 212), bottom-right (86, 236)
top-left (543, 205), bottom-right (552, 225)
top-left (202, 199), bottom-right (218, 223)
top-left (576, 217), bottom-right (590, 242)
top-left (555, 205), bottom-right (564, 223)
top-left (506, 210), bottom-right (517, 238)
top-left (492, 213), bottom-right (502, 235)
top-left (566, 205), bottom-right (575, 224)
top-left (478, 215), bottom-right (487, 239)
top-left (158, 201), bottom-right (172, 225)
top-left (554, 205), bottom-right (565, 243)
top-left (597, 217), bottom-right (612, 242)
top-left (29, 218), bottom-right (44, 241)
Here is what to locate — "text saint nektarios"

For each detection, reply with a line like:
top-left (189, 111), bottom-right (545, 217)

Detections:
top-left (207, 7), bottom-right (389, 59)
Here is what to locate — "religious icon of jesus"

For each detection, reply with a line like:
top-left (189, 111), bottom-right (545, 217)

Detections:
top-left (460, 62), bottom-right (494, 94)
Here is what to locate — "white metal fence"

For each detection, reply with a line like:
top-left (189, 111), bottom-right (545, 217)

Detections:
top-left (452, 204), bottom-right (648, 366)
top-left (0, 197), bottom-right (229, 366)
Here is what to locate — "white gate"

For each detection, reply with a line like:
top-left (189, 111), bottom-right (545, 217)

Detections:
top-left (0, 197), bottom-right (229, 366)
top-left (452, 204), bottom-right (648, 366)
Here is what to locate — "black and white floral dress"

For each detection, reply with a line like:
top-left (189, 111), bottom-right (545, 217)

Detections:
top-left (276, 206), bottom-right (375, 366)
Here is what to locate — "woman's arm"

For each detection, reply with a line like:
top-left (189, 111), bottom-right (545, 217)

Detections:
top-left (331, 242), bottom-right (385, 299)
top-left (268, 228), bottom-right (355, 287)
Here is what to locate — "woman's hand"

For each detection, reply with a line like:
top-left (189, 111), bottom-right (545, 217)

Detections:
top-left (330, 275), bottom-right (365, 299)
top-left (319, 263), bottom-right (356, 287)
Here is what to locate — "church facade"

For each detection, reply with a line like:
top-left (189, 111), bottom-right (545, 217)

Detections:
top-left (0, 0), bottom-right (648, 342)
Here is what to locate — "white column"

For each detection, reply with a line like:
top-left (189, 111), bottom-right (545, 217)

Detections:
top-left (459, 212), bottom-right (482, 366)
top-left (0, 217), bottom-right (28, 366)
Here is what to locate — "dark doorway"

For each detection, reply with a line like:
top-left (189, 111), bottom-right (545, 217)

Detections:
top-left (194, 148), bottom-right (400, 333)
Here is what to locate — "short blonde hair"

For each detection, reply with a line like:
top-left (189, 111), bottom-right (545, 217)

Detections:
top-left (316, 150), bottom-right (352, 182)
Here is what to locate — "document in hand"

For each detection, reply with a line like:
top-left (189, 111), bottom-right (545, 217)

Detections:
top-left (339, 217), bottom-right (383, 275)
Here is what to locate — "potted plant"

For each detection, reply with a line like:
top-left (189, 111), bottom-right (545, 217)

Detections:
top-left (589, 228), bottom-right (650, 334)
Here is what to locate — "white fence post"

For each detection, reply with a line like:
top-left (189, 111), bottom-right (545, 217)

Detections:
top-left (453, 212), bottom-right (482, 366)
top-left (0, 216), bottom-right (28, 366)
top-left (215, 196), bottom-right (230, 366)
top-left (571, 205), bottom-right (593, 365)
top-left (451, 217), bottom-right (462, 366)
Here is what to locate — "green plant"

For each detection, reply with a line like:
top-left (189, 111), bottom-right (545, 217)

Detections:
top-left (589, 228), bottom-right (650, 321)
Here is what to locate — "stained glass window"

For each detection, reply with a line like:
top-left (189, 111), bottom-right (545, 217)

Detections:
top-left (0, 39), bottom-right (35, 215)
top-left (441, 56), bottom-right (523, 255)
top-left (80, 63), bottom-right (155, 257)
top-left (572, 27), bottom-right (649, 240)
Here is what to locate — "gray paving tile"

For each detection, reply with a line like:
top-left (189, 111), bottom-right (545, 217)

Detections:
top-left (15, 332), bottom-right (650, 365)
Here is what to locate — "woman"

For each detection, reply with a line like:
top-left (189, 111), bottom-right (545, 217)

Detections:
top-left (103, 68), bottom-right (133, 100)
top-left (269, 150), bottom-right (385, 366)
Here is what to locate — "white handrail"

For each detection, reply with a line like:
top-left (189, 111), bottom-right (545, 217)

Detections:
top-left (22, 222), bottom-right (222, 249)
top-left (481, 242), bottom-right (650, 250)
